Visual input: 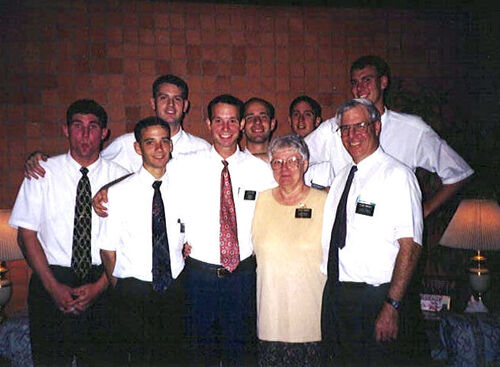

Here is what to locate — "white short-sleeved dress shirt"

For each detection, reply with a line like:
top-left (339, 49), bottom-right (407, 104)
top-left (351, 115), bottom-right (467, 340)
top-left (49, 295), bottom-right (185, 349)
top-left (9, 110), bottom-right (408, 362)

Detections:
top-left (305, 108), bottom-right (474, 184)
top-left (166, 147), bottom-right (277, 265)
top-left (320, 148), bottom-right (423, 286)
top-left (9, 153), bottom-right (128, 266)
top-left (304, 161), bottom-right (334, 189)
top-left (96, 167), bottom-right (184, 281)
top-left (101, 129), bottom-right (210, 172)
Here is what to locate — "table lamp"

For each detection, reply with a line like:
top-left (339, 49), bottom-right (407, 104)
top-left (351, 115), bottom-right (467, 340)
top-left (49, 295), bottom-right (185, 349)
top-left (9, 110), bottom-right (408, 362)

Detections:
top-left (439, 199), bottom-right (500, 312)
top-left (0, 209), bottom-right (24, 322)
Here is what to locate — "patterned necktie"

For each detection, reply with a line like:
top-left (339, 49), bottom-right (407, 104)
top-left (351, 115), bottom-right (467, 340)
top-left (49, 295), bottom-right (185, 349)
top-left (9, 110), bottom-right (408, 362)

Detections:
top-left (152, 180), bottom-right (172, 292)
top-left (327, 165), bottom-right (357, 280)
top-left (71, 167), bottom-right (92, 282)
top-left (220, 160), bottom-right (240, 272)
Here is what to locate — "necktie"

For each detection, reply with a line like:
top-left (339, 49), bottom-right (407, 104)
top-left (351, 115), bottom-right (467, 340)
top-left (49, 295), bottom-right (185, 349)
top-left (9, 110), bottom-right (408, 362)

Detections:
top-left (327, 165), bottom-right (357, 280)
top-left (152, 180), bottom-right (172, 292)
top-left (71, 167), bottom-right (92, 282)
top-left (220, 160), bottom-right (240, 272)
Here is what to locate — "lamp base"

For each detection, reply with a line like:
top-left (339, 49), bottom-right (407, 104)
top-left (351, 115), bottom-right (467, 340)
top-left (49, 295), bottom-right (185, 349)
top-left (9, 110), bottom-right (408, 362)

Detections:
top-left (465, 295), bottom-right (489, 313)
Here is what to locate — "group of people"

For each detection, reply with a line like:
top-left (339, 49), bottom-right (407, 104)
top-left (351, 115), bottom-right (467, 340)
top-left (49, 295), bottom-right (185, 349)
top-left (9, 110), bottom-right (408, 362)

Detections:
top-left (8, 55), bottom-right (473, 367)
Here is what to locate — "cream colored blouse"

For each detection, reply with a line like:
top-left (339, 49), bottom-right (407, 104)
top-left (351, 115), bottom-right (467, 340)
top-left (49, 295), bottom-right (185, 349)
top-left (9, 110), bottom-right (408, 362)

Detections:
top-left (252, 188), bottom-right (327, 343)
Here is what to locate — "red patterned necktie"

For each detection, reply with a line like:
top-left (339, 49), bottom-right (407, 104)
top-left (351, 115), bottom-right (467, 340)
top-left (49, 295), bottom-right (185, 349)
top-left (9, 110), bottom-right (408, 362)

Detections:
top-left (220, 160), bottom-right (239, 272)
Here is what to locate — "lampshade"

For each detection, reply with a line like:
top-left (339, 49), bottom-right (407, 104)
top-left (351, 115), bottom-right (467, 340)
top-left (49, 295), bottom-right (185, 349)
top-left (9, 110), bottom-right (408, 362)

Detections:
top-left (0, 209), bottom-right (23, 261)
top-left (439, 199), bottom-right (500, 251)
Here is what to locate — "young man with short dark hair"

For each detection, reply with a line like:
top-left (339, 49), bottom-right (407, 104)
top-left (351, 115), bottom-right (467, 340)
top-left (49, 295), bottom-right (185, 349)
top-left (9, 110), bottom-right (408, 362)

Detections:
top-left (9, 99), bottom-right (128, 366)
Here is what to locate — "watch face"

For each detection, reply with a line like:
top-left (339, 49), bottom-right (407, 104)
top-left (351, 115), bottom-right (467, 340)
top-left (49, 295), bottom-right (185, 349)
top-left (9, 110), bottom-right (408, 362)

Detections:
top-left (386, 297), bottom-right (401, 310)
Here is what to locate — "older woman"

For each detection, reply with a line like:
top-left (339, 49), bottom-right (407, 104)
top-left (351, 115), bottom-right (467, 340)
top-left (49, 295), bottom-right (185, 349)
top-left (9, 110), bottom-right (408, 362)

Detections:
top-left (252, 134), bottom-right (327, 367)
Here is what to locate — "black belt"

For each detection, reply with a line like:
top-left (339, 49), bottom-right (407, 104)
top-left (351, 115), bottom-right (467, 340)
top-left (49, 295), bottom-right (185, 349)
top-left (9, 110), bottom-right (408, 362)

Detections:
top-left (186, 256), bottom-right (256, 278)
top-left (339, 281), bottom-right (389, 289)
top-left (47, 264), bottom-right (104, 286)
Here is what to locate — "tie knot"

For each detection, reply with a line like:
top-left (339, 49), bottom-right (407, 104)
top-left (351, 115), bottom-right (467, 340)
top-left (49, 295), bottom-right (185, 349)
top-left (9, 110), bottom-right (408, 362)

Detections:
top-left (350, 165), bottom-right (358, 175)
top-left (222, 160), bottom-right (228, 168)
top-left (153, 180), bottom-right (162, 190)
top-left (80, 167), bottom-right (89, 176)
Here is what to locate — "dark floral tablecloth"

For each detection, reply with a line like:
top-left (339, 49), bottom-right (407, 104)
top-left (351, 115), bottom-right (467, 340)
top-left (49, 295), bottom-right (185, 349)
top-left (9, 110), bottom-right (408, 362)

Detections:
top-left (440, 312), bottom-right (500, 367)
top-left (0, 315), bottom-right (33, 367)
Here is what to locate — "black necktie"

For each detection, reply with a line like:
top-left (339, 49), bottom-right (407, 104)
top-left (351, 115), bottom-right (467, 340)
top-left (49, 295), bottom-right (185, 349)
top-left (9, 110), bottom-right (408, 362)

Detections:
top-left (152, 180), bottom-right (172, 292)
top-left (327, 165), bottom-right (357, 280)
top-left (71, 167), bottom-right (92, 282)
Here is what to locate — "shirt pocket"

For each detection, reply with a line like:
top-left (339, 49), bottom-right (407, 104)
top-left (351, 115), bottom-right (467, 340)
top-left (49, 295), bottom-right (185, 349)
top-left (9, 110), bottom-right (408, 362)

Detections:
top-left (350, 197), bottom-right (377, 231)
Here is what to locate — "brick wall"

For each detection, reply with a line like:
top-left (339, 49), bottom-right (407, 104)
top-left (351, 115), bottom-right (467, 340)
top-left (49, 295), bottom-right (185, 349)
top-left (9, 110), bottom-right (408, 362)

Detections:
top-left (0, 0), bottom-right (475, 208)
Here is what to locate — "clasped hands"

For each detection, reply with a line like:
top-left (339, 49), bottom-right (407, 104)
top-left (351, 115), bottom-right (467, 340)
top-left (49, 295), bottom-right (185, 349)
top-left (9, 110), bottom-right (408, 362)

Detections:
top-left (50, 281), bottom-right (101, 315)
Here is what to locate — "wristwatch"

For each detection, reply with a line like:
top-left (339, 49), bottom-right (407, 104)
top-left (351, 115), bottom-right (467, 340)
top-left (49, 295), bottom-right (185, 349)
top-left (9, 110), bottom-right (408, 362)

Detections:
top-left (385, 297), bottom-right (401, 310)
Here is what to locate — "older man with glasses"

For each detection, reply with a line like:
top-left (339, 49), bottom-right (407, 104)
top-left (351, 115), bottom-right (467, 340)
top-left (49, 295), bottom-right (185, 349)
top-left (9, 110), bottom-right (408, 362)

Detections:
top-left (321, 98), bottom-right (423, 367)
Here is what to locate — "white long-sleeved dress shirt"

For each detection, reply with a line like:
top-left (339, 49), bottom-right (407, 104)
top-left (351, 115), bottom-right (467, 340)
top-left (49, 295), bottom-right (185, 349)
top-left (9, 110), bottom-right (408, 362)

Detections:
top-left (101, 129), bottom-right (210, 172)
top-left (305, 108), bottom-right (474, 184)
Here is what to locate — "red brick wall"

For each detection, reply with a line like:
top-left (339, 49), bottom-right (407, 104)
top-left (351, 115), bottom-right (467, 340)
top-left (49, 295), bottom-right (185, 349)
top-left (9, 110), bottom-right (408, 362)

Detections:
top-left (0, 1), bottom-right (471, 208)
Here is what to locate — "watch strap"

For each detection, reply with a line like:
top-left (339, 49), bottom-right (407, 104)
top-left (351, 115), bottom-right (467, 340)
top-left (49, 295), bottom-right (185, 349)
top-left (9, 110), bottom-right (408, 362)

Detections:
top-left (385, 296), bottom-right (401, 310)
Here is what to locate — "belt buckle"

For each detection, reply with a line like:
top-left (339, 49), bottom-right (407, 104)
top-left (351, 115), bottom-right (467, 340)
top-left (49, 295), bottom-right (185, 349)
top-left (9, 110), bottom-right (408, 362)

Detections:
top-left (216, 267), bottom-right (228, 278)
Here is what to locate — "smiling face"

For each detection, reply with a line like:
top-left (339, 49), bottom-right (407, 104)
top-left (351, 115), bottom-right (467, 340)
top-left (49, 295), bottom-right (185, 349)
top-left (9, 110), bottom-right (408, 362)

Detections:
top-left (271, 147), bottom-right (308, 190)
top-left (134, 124), bottom-right (172, 178)
top-left (350, 65), bottom-right (388, 113)
top-left (63, 113), bottom-right (108, 166)
top-left (244, 101), bottom-right (276, 144)
top-left (289, 100), bottom-right (321, 137)
top-left (206, 102), bottom-right (244, 159)
top-left (340, 105), bottom-right (381, 164)
top-left (150, 82), bottom-right (189, 135)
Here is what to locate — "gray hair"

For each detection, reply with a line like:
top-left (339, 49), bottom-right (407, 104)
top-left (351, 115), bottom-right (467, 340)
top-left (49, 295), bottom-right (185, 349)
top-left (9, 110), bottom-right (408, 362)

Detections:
top-left (268, 134), bottom-right (310, 162)
top-left (335, 98), bottom-right (381, 127)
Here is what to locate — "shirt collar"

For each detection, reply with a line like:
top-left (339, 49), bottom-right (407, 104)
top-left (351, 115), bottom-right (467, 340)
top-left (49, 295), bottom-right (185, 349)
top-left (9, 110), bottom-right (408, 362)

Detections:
top-left (65, 151), bottom-right (102, 174)
top-left (170, 127), bottom-right (184, 146)
top-left (355, 146), bottom-right (384, 172)
top-left (209, 145), bottom-right (243, 165)
top-left (381, 106), bottom-right (388, 127)
top-left (137, 165), bottom-right (167, 186)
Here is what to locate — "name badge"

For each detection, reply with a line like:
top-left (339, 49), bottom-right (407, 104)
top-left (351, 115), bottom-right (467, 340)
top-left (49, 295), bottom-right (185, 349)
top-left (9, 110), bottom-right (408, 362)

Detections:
top-left (244, 190), bottom-right (256, 200)
top-left (356, 200), bottom-right (375, 216)
top-left (295, 208), bottom-right (312, 218)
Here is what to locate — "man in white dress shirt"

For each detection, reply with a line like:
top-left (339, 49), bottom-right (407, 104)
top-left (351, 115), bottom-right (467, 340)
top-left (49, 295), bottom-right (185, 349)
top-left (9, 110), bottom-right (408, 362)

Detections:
top-left (321, 99), bottom-right (423, 367)
top-left (98, 117), bottom-right (185, 366)
top-left (100, 74), bottom-right (210, 171)
top-left (289, 95), bottom-right (322, 138)
top-left (9, 100), bottom-right (128, 366)
top-left (23, 74), bottom-right (209, 177)
top-left (242, 97), bottom-right (277, 162)
top-left (305, 55), bottom-right (473, 218)
top-left (242, 97), bottom-right (333, 190)
top-left (166, 94), bottom-right (276, 366)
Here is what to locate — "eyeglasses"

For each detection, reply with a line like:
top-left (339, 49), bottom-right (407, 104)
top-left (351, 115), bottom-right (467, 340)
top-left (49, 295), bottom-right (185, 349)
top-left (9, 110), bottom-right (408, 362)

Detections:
top-left (336, 121), bottom-right (373, 137)
top-left (270, 156), bottom-right (301, 170)
top-left (245, 114), bottom-right (271, 124)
